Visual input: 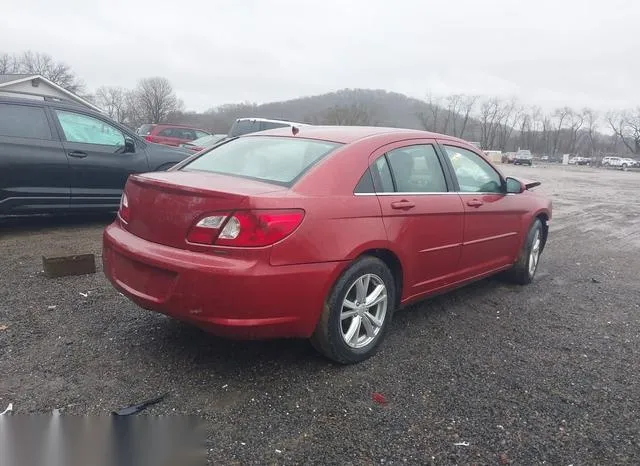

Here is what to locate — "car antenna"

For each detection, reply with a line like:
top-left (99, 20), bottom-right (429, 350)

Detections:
top-left (291, 125), bottom-right (299, 135)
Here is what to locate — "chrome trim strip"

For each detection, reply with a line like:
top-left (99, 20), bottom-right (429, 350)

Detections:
top-left (463, 231), bottom-right (518, 246)
top-left (354, 192), bottom-right (505, 196)
top-left (419, 242), bottom-right (462, 253)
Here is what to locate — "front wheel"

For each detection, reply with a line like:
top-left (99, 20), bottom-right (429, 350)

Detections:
top-left (311, 256), bottom-right (396, 364)
top-left (505, 219), bottom-right (544, 285)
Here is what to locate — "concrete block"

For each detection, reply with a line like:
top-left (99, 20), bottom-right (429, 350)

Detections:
top-left (42, 253), bottom-right (96, 278)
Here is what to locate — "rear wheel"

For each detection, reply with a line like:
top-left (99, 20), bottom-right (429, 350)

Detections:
top-left (505, 219), bottom-right (544, 285)
top-left (622, 163), bottom-right (628, 171)
top-left (311, 256), bottom-right (396, 364)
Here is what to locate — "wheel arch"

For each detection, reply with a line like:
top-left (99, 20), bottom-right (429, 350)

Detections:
top-left (354, 248), bottom-right (403, 308)
top-left (534, 210), bottom-right (550, 251)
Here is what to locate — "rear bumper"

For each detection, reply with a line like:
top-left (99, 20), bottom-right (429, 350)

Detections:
top-left (102, 223), bottom-right (345, 339)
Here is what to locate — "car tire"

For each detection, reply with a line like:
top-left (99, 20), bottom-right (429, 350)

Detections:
top-left (505, 218), bottom-right (544, 285)
top-left (622, 163), bottom-right (628, 171)
top-left (311, 256), bottom-right (396, 364)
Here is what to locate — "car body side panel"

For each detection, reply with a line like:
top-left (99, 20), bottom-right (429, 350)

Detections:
top-left (0, 135), bottom-right (71, 213)
top-left (0, 101), bottom-right (71, 214)
top-left (268, 194), bottom-right (387, 265)
top-left (48, 107), bottom-right (151, 209)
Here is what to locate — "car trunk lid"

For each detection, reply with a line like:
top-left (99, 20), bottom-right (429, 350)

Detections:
top-left (123, 171), bottom-right (286, 249)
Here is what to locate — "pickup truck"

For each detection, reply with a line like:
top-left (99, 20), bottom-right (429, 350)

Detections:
top-left (513, 150), bottom-right (533, 166)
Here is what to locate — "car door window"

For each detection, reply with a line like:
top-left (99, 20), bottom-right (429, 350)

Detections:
top-left (158, 128), bottom-right (174, 138)
top-left (55, 110), bottom-right (125, 147)
top-left (182, 129), bottom-right (197, 141)
top-left (443, 145), bottom-right (502, 193)
top-left (0, 103), bottom-right (51, 140)
top-left (386, 145), bottom-right (447, 193)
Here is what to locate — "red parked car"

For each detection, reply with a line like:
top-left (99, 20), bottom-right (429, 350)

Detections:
top-left (136, 124), bottom-right (210, 147)
top-left (103, 126), bottom-right (552, 364)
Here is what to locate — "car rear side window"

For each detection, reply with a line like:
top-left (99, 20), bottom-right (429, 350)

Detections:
top-left (371, 156), bottom-right (394, 193)
top-left (181, 136), bottom-right (341, 186)
top-left (354, 169), bottom-right (375, 193)
top-left (0, 103), bottom-right (51, 140)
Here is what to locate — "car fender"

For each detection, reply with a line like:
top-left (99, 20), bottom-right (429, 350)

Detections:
top-left (513, 205), bottom-right (552, 260)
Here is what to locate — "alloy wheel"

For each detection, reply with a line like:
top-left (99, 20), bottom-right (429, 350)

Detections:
top-left (529, 229), bottom-right (541, 277)
top-left (340, 274), bottom-right (388, 349)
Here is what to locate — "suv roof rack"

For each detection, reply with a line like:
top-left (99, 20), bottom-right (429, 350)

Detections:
top-left (0, 89), bottom-right (87, 108)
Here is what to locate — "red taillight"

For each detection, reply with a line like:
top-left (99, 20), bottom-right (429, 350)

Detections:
top-left (119, 193), bottom-right (130, 223)
top-left (186, 210), bottom-right (305, 247)
top-left (144, 135), bottom-right (154, 142)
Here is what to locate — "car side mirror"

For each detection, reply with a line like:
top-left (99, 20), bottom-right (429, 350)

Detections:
top-left (123, 137), bottom-right (136, 153)
top-left (505, 177), bottom-right (525, 194)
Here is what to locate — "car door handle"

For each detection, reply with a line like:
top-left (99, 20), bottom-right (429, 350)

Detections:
top-left (466, 199), bottom-right (483, 207)
top-left (68, 151), bottom-right (88, 158)
top-left (391, 200), bottom-right (415, 210)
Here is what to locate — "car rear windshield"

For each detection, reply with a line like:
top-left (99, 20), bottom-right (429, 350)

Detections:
top-left (181, 136), bottom-right (341, 186)
top-left (137, 124), bottom-right (154, 135)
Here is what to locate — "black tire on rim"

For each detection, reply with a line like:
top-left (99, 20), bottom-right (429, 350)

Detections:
top-left (311, 256), bottom-right (396, 364)
top-left (504, 218), bottom-right (544, 285)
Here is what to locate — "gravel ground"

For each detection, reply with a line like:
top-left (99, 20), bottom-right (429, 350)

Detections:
top-left (1, 164), bottom-right (639, 465)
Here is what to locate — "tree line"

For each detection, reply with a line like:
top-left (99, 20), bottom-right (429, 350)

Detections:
top-left (2, 50), bottom-right (639, 157)
top-left (415, 94), bottom-right (639, 157)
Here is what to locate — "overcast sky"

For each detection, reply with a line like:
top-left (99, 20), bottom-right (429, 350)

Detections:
top-left (2, 0), bottom-right (638, 112)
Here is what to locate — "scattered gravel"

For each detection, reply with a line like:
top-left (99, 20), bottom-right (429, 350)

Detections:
top-left (1, 164), bottom-right (639, 464)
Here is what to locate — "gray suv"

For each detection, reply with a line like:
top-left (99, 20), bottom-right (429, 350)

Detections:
top-left (0, 96), bottom-right (191, 216)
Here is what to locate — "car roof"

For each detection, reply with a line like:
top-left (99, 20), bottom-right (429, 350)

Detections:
top-left (0, 94), bottom-right (96, 112)
top-left (154, 123), bottom-right (209, 130)
top-left (249, 125), bottom-right (469, 145)
top-left (235, 117), bottom-right (308, 126)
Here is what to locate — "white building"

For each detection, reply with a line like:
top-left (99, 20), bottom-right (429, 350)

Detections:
top-left (0, 74), bottom-right (101, 112)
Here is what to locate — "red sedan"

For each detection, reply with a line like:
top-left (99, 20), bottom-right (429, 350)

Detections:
top-left (103, 126), bottom-right (552, 364)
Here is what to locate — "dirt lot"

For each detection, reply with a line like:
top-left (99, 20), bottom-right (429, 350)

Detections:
top-left (1, 164), bottom-right (639, 465)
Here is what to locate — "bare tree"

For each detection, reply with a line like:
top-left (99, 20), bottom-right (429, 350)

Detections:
top-left (496, 99), bottom-right (521, 151)
top-left (457, 95), bottom-right (478, 138)
top-left (0, 53), bottom-right (16, 74)
top-left (477, 97), bottom-right (503, 149)
top-left (95, 86), bottom-right (130, 123)
top-left (324, 102), bottom-right (374, 125)
top-left (607, 109), bottom-right (640, 155)
top-left (135, 77), bottom-right (183, 124)
top-left (566, 110), bottom-right (585, 154)
top-left (582, 108), bottom-right (599, 156)
top-left (551, 107), bottom-right (571, 155)
top-left (416, 93), bottom-right (444, 132)
top-left (9, 51), bottom-right (84, 93)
